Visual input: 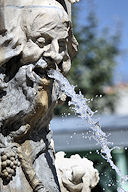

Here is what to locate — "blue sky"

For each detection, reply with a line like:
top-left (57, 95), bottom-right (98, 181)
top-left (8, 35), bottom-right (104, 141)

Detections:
top-left (75, 0), bottom-right (128, 83)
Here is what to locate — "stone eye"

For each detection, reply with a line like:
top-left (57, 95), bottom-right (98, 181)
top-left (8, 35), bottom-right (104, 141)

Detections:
top-left (58, 39), bottom-right (66, 52)
top-left (36, 37), bottom-right (45, 48)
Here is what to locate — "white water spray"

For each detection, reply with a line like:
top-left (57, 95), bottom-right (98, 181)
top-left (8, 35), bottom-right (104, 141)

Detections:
top-left (48, 69), bottom-right (128, 192)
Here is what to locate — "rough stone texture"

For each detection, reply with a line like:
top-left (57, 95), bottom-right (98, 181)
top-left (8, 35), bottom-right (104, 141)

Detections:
top-left (0, 0), bottom-right (100, 191)
top-left (55, 152), bottom-right (99, 192)
top-left (0, 0), bottom-right (78, 191)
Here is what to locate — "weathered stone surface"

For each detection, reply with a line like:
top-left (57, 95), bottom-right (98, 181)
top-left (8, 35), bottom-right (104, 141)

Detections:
top-left (0, 0), bottom-right (78, 191)
top-left (55, 152), bottom-right (99, 192)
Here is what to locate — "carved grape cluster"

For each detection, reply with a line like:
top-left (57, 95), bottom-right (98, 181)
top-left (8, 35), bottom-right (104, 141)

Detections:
top-left (0, 151), bottom-right (20, 183)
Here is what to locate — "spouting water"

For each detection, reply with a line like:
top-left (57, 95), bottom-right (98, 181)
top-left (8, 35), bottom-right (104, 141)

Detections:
top-left (48, 69), bottom-right (128, 192)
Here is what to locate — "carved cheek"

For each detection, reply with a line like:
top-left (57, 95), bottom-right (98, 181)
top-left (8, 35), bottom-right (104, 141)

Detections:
top-left (62, 54), bottom-right (71, 73)
top-left (21, 40), bottom-right (43, 64)
top-left (61, 43), bottom-right (71, 73)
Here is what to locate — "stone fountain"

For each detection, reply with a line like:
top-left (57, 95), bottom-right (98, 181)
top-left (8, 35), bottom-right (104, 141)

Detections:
top-left (0, 0), bottom-right (99, 191)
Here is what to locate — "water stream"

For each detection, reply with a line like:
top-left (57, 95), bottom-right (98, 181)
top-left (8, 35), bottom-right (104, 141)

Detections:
top-left (48, 69), bottom-right (128, 192)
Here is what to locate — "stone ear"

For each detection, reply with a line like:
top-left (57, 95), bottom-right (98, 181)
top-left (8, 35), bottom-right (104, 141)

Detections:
top-left (67, 23), bottom-right (78, 60)
top-left (55, 1), bottom-right (77, 59)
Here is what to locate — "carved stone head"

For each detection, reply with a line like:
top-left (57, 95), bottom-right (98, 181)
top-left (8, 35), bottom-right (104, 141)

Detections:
top-left (0, 0), bottom-right (77, 73)
top-left (0, 0), bottom-right (77, 138)
top-left (21, 0), bottom-right (72, 73)
top-left (0, 1), bottom-right (78, 191)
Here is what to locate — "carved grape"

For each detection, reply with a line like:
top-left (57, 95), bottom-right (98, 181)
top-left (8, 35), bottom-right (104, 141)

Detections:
top-left (10, 162), bottom-right (14, 168)
top-left (1, 155), bottom-right (7, 161)
top-left (6, 160), bottom-right (11, 166)
top-left (10, 157), bottom-right (15, 161)
top-left (0, 150), bottom-right (21, 182)
top-left (1, 161), bottom-right (7, 168)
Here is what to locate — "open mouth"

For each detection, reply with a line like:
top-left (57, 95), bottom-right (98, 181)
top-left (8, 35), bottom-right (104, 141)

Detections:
top-left (26, 58), bottom-right (55, 86)
top-left (33, 66), bottom-right (48, 79)
top-left (33, 58), bottom-right (52, 80)
top-left (26, 57), bottom-right (62, 86)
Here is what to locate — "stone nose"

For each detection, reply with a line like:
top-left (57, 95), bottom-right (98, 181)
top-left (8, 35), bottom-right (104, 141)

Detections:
top-left (43, 39), bottom-right (64, 65)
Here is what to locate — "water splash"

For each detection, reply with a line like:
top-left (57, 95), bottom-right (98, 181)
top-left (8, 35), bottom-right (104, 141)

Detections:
top-left (48, 69), bottom-right (128, 192)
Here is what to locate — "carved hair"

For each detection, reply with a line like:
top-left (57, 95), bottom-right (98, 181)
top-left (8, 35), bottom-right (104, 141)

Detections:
top-left (0, 0), bottom-right (77, 66)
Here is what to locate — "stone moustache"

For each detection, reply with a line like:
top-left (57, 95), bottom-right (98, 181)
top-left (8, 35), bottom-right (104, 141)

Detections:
top-left (0, 0), bottom-right (78, 191)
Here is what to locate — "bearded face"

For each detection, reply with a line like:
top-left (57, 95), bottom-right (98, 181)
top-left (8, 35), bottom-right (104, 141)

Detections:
top-left (0, 0), bottom-right (77, 84)
top-left (0, 0), bottom-right (77, 70)
top-left (0, 0), bottom-right (77, 134)
top-left (21, 4), bottom-right (70, 63)
top-left (20, 3), bottom-right (72, 87)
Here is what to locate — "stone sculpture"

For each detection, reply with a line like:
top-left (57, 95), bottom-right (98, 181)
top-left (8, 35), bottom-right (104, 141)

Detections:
top-left (0, 0), bottom-right (99, 191)
top-left (0, 0), bottom-right (78, 191)
top-left (55, 152), bottom-right (99, 192)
